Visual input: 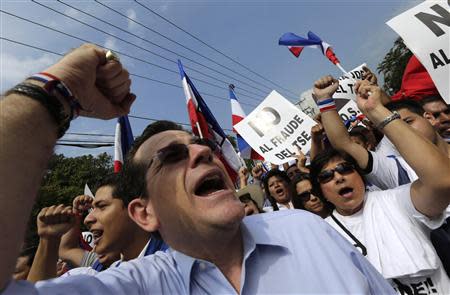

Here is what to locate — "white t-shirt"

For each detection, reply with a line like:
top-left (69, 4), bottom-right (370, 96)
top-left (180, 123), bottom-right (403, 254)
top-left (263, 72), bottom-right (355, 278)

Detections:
top-left (326, 184), bottom-right (450, 294)
top-left (367, 150), bottom-right (417, 190)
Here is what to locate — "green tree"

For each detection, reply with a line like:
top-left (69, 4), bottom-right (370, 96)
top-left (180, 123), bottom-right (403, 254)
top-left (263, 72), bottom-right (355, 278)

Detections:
top-left (377, 37), bottom-right (413, 95)
top-left (24, 153), bottom-right (113, 247)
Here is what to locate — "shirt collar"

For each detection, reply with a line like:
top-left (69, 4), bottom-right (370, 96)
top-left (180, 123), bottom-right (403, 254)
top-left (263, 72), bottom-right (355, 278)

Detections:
top-left (170, 220), bottom-right (287, 289)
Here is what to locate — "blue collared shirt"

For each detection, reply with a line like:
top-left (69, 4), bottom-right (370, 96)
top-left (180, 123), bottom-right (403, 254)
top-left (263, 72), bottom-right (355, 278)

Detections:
top-left (5, 210), bottom-right (394, 294)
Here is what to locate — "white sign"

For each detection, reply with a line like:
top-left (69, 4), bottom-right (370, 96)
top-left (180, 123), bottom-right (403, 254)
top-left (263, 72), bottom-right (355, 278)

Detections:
top-left (333, 63), bottom-right (367, 101)
top-left (82, 231), bottom-right (95, 248)
top-left (235, 91), bottom-right (316, 165)
top-left (387, 0), bottom-right (450, 103)
top-left (338, 99), bottom-right (363, 123)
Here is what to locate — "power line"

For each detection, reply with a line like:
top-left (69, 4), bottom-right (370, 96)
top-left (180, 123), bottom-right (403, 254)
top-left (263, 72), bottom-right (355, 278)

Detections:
top-left (134, 0), bottom-right (299, 97)
top-left (95, 0), bottom-right (297, 99)
top-left (56, 0), bottom-right (268, 101)
top-left (0, 31), bottom-right (257, 107)
top-left (3, 8), bottom-right (260, 106)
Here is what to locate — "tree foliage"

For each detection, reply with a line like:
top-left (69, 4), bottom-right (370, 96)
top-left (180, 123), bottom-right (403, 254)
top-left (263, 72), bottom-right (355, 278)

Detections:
top-left (377, 37), bottom-right (413, 95)
top-left (24, 153), bottom-right (113, 247)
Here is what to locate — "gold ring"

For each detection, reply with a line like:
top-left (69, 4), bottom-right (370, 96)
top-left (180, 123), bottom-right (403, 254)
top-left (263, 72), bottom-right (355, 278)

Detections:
top-left (106, 50), bottom-right (120, 62)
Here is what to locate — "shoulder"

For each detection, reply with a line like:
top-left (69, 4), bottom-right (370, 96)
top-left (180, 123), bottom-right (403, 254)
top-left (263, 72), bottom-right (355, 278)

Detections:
top-left (244, 209), bottom-right (322, 226)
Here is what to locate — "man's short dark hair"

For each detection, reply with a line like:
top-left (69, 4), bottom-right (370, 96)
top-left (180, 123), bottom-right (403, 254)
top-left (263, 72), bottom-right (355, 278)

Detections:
top-left (120, 120), bottom-right (185, 200)
top-left (93, 173), bottom-right (126, 207)
top-left (419, 95), bottom-right (446, 107)
top-left (385, 100), bottom-right (425, 116)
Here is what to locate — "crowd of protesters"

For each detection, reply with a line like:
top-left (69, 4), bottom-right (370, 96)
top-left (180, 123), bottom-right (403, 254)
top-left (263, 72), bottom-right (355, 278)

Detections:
top-left (1, 43), bottom-right (449, 295)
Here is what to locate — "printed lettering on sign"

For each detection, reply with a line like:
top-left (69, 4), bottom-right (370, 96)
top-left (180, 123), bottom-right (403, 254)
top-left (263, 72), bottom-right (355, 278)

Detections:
top-left (387, 1), bottom-right (450, 103)
top-left (235, 91), bottom-right (316, 164)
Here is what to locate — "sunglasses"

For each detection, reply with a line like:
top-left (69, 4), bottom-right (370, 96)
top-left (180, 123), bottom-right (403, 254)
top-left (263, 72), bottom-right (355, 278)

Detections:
top-left (297, 191), bottom-right (312, 203)
top-left (317, 162), bottom-right (356, 184)
top-left (149, 137), bottom-right (217, 169)
top-left (432, 109), bottom-right (450, 118)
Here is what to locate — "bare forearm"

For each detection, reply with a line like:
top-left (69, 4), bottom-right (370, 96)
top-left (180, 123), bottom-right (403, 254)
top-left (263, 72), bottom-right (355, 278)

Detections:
top-left (28, 238), bottom-right (60, 282)
top-left (59, 225), bottom-right (84, 266)
top-left (320, 109), bottom-right (368, 168)
top-left (369, 107), bottom-right (450, 188)
top-left (310, 138), bottom-right (323, 160)
top-left (0, 94), bottom-right (57, 288)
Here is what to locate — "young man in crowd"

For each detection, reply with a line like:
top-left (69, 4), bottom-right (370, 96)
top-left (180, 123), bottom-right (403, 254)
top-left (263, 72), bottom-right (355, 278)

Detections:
top-left (27, 173), bottom-right (167, 281)
top-left (0, 43), bottom-right (395, 294)
top-left (420, 95), bottom-right (450, 143)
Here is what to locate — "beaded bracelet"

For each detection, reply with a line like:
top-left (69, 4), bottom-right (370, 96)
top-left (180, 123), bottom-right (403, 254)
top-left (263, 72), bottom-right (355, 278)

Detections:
top-left (6, 83), bottom-right (70, 138)
top-left (28, 72), bottom-right (81, 120)
top-left (317, 98), bottom-right (336, 113)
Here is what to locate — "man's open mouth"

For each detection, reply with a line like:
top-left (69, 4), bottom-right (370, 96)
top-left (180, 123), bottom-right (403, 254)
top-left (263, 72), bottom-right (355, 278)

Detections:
top-left (91, 229), bottom-right (103, 245)
top-left (195, 172), bottom-right (226, 196)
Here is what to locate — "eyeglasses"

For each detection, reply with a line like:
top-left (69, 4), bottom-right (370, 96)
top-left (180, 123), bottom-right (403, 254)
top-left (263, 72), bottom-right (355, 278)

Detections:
top-left (432, 109), bottom-right (450, 118)
top-left (297, 191), bottom-right (312, 203)
top-left (317, 162), bottom-right (356, 184)
top-left (148, 137), bottom-right (217, 169)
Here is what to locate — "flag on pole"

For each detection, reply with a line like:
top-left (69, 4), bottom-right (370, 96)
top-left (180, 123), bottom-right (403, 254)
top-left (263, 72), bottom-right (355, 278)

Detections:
top-left (279, 31), bottom-right (340, 65)
top-left (229, 85), bottom-right (264, 161)
top-left (178, 60), bottom-right (241, 182)
top-left (114, 115), bottom-right (134, 173)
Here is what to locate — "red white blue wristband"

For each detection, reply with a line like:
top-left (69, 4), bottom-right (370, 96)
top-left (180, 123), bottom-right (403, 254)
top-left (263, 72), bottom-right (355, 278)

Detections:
top-left (28, 72), bottom-right (81, 120)
top-left (317, 98), bottom-right (336, 113)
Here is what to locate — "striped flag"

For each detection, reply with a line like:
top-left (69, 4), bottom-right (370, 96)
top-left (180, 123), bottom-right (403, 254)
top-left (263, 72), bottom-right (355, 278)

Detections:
top-left (229, 85), bottom-right (264, 160)
top-left (114, 116), bottom-right (134, 173)
top-left (279, 31), bottom-right (340, 65)
top-left (178, 60), bottom-right (241, 182)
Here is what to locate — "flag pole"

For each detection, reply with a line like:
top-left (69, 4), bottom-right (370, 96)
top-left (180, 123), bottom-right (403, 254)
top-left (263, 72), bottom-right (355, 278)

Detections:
top-left (196, 122), bottom-right (204, 139)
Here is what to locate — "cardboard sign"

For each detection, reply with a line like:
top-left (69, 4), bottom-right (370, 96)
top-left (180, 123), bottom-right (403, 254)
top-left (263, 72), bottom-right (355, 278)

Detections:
top-left (82, 231), bottom-right (95, 248)
top-left (333, 63), bottom-right (367, 101)
top-left (387, 1), bottom-right (449, 103)
top-left (298, 63), bottom-right (366, 120)
top-left (234, 91), bottom-right (316, 164)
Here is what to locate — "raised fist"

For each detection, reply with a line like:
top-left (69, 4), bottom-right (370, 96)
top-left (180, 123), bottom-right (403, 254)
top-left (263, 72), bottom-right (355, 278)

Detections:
top-left (313, 75), bottom-right (339, 101)
top-left (37, 205), bottom-right (76, 239)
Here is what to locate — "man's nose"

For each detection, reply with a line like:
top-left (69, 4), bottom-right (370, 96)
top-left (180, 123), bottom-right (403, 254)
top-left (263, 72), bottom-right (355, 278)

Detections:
top-left (189, 142), bottom-right (213, 168)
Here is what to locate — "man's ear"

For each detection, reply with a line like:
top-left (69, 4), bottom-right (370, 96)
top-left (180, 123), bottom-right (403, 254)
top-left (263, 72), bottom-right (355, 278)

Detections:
top-left (424, 111), bottom-right (438, 126)
top-left (128, 198), bottom-right (160, 232)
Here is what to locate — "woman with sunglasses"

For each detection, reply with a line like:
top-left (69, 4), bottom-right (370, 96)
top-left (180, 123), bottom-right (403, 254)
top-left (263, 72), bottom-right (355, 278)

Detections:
top-left (309, 76), bottom-right (450, 293)
top-left (291, 173), bottom-right (330, 218)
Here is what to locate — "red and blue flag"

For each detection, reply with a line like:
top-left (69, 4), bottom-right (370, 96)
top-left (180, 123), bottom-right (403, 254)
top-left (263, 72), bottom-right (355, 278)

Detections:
top-left (279, 31), bottom-right (340, 65)
top-left (178, 60), bottom-right (241, 182)
top-left (114, 115), bottom-right (134, 173)
top-left (229, 85), bottom-right (264, 161)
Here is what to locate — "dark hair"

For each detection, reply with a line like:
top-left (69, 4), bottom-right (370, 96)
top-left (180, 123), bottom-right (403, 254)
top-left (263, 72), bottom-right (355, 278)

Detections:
top-left (290, 173), bottom-right (311, 209)
top-left (385, 100), bottom-right (425, 116)
top-left (93, 173), bottom-right (126, 206)
top-left (121, 120), bottom-right (185, 200)
top-left (118, 121), bottom-right (185, 240)
top-left (262, 169), bottom-right (291, 211)
top-left (419, 95), bottom-right (446, 107)
top-left (19, 246), bottom-right (37, 267)
top-left (349, 126), bottom-right (369, 146)
top-left (309, 148), bottom-right (365, 210)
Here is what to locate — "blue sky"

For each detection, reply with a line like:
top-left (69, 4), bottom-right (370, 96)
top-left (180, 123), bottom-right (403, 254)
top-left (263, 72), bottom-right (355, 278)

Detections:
top-left (1, 0), bottom-right (420, 157)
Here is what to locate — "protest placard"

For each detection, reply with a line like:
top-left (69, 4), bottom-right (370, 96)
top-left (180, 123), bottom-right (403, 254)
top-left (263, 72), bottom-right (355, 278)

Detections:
top-left (82, 231), bottom-right (95, 248)
top-left (387, 1), bottom-right (449, 103)
top-left (234, 91), bottom-right (316, 164)
top-left (298, 64), bottom-right (366, 120)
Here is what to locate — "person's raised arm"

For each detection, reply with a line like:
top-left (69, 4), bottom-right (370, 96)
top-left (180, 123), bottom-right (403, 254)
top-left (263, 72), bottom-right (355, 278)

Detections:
top-left (0, 43), bottom-right (134, 290)
top-left (312, 76), bottom-right (369, 169)
top-left (356, 81), bottom-right (450, 218)
top-left (59, 195), bottom-right (94, 267)
top-left (27, 205), bottom-right (75, 282)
